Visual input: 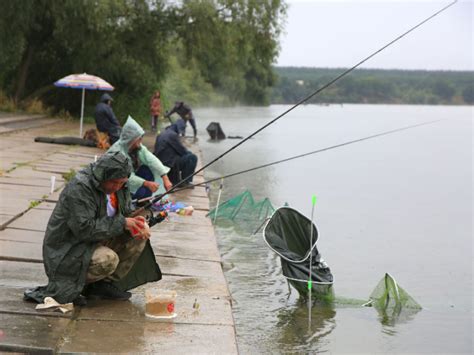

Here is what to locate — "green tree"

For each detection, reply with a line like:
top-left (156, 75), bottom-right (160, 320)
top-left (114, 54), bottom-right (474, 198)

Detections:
top-left (432, 80), bottom-right (455, 101)
top-left (272, 67), bottom-right (474, 106)
top-left (173, 0), bottom-right (286, 104)
top-left (0, 0), bottom-right (287, 118)
top-left (462, 85), bottom-right (474, 104)
top-left (0, 0), bottom-right (171, 119)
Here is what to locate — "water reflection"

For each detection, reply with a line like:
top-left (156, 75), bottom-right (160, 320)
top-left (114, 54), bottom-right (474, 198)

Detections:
top-left (374, 303), bottom-right (422, 329)
top-left (367, 273), bottom-right (422, 329)
top-left (275, 300), bottom-right (336, 353)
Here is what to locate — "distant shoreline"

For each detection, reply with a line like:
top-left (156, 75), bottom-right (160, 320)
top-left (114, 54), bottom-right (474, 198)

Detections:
top-left (267, 102), bottom-right (473, 107)
top-left (271, 66), bottom-right (474, 106)
top-left (274, 66), bottom-right (474, 74)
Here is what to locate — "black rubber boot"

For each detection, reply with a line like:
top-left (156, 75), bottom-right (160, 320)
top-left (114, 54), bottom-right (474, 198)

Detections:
top-left (73, 295), bottom-right (88, 306)
top-left (85, 281), bottom-right (131, 301)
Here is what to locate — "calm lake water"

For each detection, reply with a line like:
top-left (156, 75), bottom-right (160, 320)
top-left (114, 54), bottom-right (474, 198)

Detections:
top-left (193, 104), bottom-right (472, 354)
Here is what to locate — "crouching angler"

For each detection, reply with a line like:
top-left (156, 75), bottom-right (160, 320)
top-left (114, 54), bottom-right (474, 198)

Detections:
top-left (107, 115), bottom-right (172, 200)
top-left (94, 93), bottom-right (121, 145)
top-left (154, 123), bottom-right (198, 187)
top-left (24, 152), bottom-right (162, 306)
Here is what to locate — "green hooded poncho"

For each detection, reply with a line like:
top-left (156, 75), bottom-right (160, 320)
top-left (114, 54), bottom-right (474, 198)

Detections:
top-left (24, 152), bottom-right (162, 304)
top-left (107, 116), bottom-right (170, 195)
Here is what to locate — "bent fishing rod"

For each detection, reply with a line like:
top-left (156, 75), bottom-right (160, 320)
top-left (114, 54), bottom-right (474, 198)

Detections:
top-left (132, 0), bottom-right (457, 214)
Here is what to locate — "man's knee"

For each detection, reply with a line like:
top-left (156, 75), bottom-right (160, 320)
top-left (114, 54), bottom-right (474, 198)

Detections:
top-left (189, 153), bottom-right (197, 164)
top-left (188, 153), bottom-right (198, 171)
top-left (182, 153), bottom-right (197, 167)
top-left (126, 238), bottom-right (147, 256)
top-left (106, 239), bottom-right (147, 281)
top-left (87, 246), bottom-right (119, 282)
top-left (135, 165), bottom-right (154, 181)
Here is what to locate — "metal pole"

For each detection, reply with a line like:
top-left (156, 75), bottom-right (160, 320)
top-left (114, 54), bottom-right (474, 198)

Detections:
top-left (80, 88), bottom-right (85, 137)
top-left (213, 178), bottom-right (224, 223)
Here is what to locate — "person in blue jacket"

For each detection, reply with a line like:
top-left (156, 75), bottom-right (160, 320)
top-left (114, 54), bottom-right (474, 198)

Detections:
top-left (154, 124), bottom-right (198, 187)
top-left (94, 93), bottom-right (121, 144)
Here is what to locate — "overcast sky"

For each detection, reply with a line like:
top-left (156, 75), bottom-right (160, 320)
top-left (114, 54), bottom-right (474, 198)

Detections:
top-left (277, 0), bottom-right (473, 70)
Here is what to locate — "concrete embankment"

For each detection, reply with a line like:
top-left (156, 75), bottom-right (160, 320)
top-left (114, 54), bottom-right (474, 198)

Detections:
top-left (0, 113), bottom-right (238, 353)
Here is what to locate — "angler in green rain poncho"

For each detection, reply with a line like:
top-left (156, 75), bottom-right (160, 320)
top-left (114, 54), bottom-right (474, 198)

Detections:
top-left (107, 115), bottom-right (172, 200)
top-left (24, 152), bottom-right (162, 306)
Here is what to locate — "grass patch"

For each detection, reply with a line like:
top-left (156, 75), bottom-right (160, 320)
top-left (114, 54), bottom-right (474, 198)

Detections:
top-left (0, 90), bottom-right (53, 115)
top-left (62, 169), bottom-right (76, 182)
top-left (0, 91), bottom-right (16, 112)
top-left (23, 98), bottom-right (52, 115)
top-left (29, 200), bottom-right (41, 209)
top-left (6, 161), bottom-right (31, 173)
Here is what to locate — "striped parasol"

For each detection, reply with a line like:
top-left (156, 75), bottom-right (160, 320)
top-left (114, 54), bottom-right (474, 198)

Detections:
top-left (55, 73), bottom-right (114, 91)
top-left (54, 73), bottom-right (114, 137)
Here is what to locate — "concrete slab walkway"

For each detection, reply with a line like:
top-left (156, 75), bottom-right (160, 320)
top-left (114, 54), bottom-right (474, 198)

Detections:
top-left (0, 114), bottom-right (237, 353)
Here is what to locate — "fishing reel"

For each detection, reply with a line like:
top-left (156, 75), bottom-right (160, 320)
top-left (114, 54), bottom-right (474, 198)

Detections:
top-left (132, 196), bottom-right (169, 228)
top-left (138, 208), bottom-right (168, 228)
top-left (147, 210), bottom-right (168, 227)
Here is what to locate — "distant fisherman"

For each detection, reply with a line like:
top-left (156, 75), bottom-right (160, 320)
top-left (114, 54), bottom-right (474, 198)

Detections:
top-left (165, 101), bottom-right (197, 137)
top-left (94, 93), bottom-right (121, 145)
top-left (149, 90), bottom-right (162, 132)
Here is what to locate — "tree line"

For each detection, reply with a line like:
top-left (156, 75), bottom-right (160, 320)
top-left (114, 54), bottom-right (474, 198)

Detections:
top-left (271, 67), bottom-right (474, 106)
top-left (0, 0), bottom-right (286, 122)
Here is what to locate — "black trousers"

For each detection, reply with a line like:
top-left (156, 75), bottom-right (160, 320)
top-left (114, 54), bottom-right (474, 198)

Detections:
top-left (169, 153), bottom-right (197, 184)
top-left (132, 165), bottom-right (154, 200)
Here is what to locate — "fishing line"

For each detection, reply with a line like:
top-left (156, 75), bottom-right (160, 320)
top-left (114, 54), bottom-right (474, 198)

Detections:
top-left (135, 0), bottom-right (456, 212)
top-left (133, 119), bottom-right (440, 208)
top-left (188, 119), bottom-right (441, 188)
top-left (213, 178), bottom-right (224, 223)
top-left (169, 0), bottom-right (456, 191)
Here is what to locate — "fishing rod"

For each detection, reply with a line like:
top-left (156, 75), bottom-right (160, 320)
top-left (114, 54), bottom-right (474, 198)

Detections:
top-left (133, 118), bottom-right (440, 209)
top-left (132, 0), bottom-right (457, 214)
top-left (186, 119), bottom-right (441, 188)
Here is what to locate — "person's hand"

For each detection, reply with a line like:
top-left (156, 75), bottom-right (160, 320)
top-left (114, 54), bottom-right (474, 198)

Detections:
top-left (143, 180), bottom-right (159, 192)
top-left (162, 175), bottom-right (173, 191)
top-left (125, 216), bottom-right (149, 240)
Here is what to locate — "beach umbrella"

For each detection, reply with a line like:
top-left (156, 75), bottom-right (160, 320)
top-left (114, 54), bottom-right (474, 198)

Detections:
top-left (54, 73), bottom-right (114, 137)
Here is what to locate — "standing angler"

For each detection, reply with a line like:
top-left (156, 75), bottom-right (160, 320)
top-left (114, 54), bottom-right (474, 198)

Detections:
top-left (165, 101), bottom-right (197, 137)
top-left (25, 152), bottom-right (162, 306)
top-left (149, 90), bottom-right (162, 132)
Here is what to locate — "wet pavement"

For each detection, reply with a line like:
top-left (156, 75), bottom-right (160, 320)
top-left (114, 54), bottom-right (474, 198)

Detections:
top-left (0, 114), bottom-right (237, 353)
